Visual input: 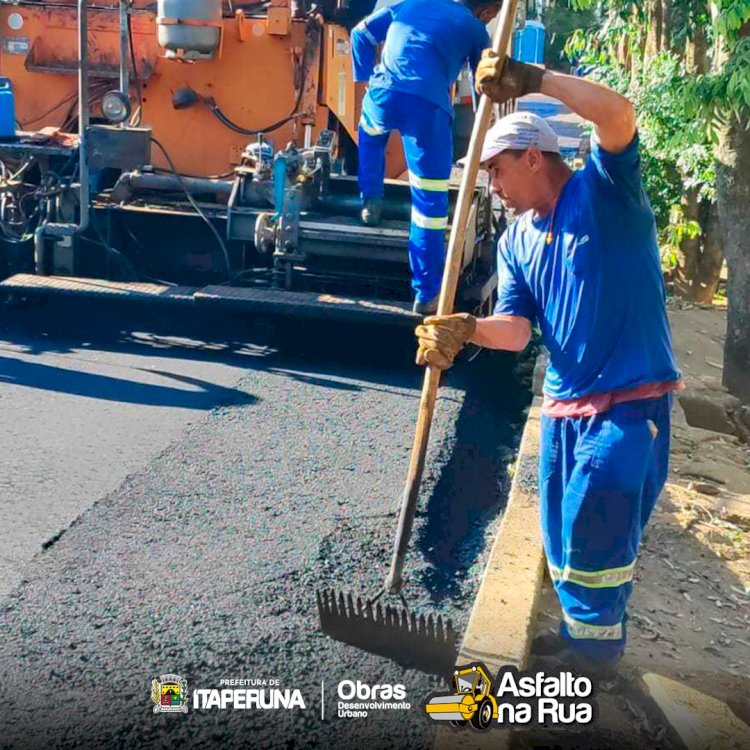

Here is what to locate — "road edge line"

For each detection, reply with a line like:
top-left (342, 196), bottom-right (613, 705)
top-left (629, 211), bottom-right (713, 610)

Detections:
top-left (434, 393), bottom-right (545, 749)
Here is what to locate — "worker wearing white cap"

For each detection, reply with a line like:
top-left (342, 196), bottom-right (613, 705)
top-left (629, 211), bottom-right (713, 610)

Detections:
top-left (459, 110), bottom-right (563, 163)
top-left (416, 54), bottom-right (682, 679)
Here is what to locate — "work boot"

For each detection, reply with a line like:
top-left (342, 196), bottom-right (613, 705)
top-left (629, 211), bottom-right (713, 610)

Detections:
top-left (412, 295), bottom-right (439, 316)
top-left (360, 198), bottom-right (382, 226)
top-left (531, 648), bottom-right (621, 682)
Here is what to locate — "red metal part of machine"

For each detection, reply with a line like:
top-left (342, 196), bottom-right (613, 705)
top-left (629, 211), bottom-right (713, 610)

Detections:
top-left (0, 0), bottom-right (405, 177)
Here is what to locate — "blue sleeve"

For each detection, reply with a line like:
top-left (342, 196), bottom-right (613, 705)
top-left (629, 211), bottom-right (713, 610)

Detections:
top-left (351, 4), bottom-right (399, 82)
top-left (493, 231), bottom-right (537, 323)
top-left (468, 20), bottom-right (491, 71)
top-left (583, 132), bottom-right (650, 211)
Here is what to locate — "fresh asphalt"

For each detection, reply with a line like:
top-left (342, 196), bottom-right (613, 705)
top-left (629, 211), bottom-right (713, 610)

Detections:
top-left (0, 306), bottom-right (260, 598)
top-left (0, 300), bottom-right (531, 749)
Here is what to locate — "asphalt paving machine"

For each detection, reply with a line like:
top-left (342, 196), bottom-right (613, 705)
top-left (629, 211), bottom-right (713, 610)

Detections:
top-left (0, 0), bottom-right (498, 325)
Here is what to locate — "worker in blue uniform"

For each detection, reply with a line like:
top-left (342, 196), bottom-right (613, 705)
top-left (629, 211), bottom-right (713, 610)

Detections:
top-left (350, 0), bottom-right (502, 314)
top-left (414, 54), bottom-right (683, 679)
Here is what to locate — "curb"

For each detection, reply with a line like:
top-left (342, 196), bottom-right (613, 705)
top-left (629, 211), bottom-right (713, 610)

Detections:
top-left (637, 672), bottom-right (750, 750)
top-left (434, 397), bottom-right (546, 750)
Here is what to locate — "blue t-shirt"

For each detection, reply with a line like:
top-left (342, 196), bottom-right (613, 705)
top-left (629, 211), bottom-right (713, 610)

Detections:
top-left (351, 0), bottom-right (490, 114)
top-left (494, 135), bottom-right (681, 400)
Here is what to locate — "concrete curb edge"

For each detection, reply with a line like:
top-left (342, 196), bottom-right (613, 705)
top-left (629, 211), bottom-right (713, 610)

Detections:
top-left (434, 395), bottom-right (546, 750)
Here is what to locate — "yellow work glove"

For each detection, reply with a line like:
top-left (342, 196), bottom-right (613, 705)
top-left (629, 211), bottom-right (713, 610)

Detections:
top-left (475, 50), bottom-right (545, 104)
top-left (415, 313), bottom-right (477, 370)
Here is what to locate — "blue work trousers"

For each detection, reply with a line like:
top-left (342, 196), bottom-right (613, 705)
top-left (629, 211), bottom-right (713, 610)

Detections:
top-left (539, 394), bottom-right (672, 663)
top-left (358, 88), bottom-right (453, 303)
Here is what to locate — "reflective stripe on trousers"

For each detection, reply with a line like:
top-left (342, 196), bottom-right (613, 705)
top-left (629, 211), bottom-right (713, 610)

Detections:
top-left (563, 613), bottom-right (623, 641)
top-left (548, 561), bottom-right (635, 588)
top-left (408, 173), bottom-right (450, 192)
top-left (357, 88), bottom-right (453, 303)
top-left (359, 108), bottom-right (389, 137)
top-left (411, 207), bottom-right (448, 230)
top-left (540, 394), bottom-right (672, 662)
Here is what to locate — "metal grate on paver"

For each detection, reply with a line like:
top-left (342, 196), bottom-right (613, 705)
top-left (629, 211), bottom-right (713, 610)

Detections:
top-left (196, 285), bottom-right (420, 325)
top-left (0, 273), bottom-right (196, 302)
top-left (0, 274), bottom-right (421, 325)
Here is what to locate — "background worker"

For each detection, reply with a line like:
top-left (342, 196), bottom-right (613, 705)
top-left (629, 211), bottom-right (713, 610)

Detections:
top-left (350, 0), bottom-right (502, 315)
top-left (415, 55), bottom-right (683, 678)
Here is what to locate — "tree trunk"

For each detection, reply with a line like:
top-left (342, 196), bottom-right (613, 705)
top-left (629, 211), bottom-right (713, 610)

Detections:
top-left (672, 25), bottom-right (719, 304)
top-left (685, 25), bottom-right (708, 73)
top-left (662, 0), bottom-right (674, 51)
top-left (692, 200), bottom-right (724, 303)
top-left (517, 1), bottom-right (526, 27)
top-left (674, 187), bottom-right (701, 297)
top-left (674, 190), bottom-right (724, 304)
top-left (615, 32), bottom-right (631, 71)
top-left (644, 0), bottom-right (663, 61)
top-left (716, 120), bottom-right (750, 401)
top-left (602, 4), bottom-right (632, 73)
top-left (631, 5), bottom-right (644, 83)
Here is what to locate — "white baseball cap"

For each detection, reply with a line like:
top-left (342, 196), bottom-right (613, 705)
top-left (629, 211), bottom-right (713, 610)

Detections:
top-left (459, 111), bottom-right (561, 166)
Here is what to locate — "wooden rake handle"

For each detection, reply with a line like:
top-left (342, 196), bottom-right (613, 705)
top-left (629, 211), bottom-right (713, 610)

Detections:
top-left (384, 0), bottom-right (519, 595)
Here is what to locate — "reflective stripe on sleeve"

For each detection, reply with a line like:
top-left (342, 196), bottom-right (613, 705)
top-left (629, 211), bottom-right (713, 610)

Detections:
top-left (411, 207), bottom-right (448, 230)
top-left (563, 613), bottom-right (623, 641)
top-left (409, 173), bottom-right (450, 192)
top-left (355, 22), bottom-right (378, 47)
top-left (548, 561), bottom-right (635, 588)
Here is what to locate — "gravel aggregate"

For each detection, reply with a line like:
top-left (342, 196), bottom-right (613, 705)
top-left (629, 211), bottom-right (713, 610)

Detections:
top-left (0, 305), bottom-right (531, 749)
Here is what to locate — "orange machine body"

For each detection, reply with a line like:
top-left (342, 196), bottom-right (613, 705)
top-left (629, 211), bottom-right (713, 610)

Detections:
top-left (0, 0), bottom-right (405, 178)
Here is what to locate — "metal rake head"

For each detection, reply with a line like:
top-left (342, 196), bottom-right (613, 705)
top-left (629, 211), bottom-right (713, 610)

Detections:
top-left (316, 589), bottom-right (458, 675)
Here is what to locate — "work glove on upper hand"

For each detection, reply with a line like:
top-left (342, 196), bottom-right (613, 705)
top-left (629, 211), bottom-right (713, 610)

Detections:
top-left (415, 314), bottom-right (477, 370)
top-left (475, 50), bottom-right (545, 104)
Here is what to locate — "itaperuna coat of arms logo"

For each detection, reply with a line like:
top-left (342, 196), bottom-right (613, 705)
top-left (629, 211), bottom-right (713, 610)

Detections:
top-left (152, 674), bottom-right (189, 714)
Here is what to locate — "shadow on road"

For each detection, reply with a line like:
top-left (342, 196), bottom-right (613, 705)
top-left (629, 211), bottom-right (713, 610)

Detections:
top-left (0, 355), bottom-right (257, 409)
top-left (0, 297), bottom-right (428, 401)
top-left (416, 347), bottom-right (533, 605)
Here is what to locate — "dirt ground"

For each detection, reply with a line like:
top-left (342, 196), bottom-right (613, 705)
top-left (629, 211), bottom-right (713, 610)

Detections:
top-left (531, 302), bottom-right (750, 748)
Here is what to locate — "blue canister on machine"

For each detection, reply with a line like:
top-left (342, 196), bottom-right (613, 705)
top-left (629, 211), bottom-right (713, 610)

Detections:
top-left (0, 78), bottom-right (17, 139)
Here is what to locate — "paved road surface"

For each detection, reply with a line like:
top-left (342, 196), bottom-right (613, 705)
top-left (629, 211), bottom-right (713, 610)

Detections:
top-left (0, 301), bottom-right (530, 749)
top-left (0, 307), bottom-right (263, 597)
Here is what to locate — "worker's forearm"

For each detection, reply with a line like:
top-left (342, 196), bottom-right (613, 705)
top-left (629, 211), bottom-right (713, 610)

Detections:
top-left (470, 315), bottom-right (531, 352)
top-left (540, 70), bottom-right (633, 128)
top-left (540, 70), bottom-right (636, 152)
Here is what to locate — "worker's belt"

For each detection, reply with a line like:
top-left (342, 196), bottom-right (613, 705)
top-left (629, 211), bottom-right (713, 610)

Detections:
top-left (408, 173), bottom-right (450, 192)
top-left (411, 207), bottom-right (448, 230)
top-left (563, 613), bottom-right (623, 641)
top-left (548, 561), bottom-right (635, 588)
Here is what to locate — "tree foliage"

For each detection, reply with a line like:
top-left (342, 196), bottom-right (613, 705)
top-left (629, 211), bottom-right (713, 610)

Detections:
top-left (559, 0), bottom-right (749, 279)
top-left (540, 3), bottom-right (596, 70)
